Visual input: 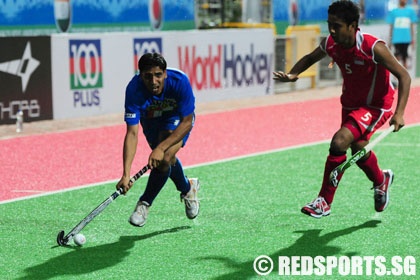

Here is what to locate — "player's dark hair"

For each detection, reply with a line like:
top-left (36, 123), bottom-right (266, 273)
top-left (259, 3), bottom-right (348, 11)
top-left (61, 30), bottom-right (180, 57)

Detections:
top-left (328, 0), bottom-right (360, 27)
top-left (138, 53), bottom-right (167, 73)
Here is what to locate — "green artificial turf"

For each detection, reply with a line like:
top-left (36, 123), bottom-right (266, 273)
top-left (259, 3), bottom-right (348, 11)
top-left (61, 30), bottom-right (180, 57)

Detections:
top-left (1, 125), bottom-right (418, 279)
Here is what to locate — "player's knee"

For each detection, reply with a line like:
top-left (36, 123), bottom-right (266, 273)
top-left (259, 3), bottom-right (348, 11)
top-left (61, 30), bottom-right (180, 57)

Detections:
top-left (329, 137), bottom-right (349, 155)
top-left (329, 128), bottom-right (354, 155)
top-left (329, 140), bottom-right (349, 156)
top-left (351, 141), bottom-right (366, 152)
top-left (168, 156), bottom-right (177, 166)
top-left (329, 145), bottom-right (346, 156)
top-left (351, 141), bottom-right (370, 162)
top-left (157, 160), bottom-right (171, 172)
top-left (162, 154), bottom-right (176, 167)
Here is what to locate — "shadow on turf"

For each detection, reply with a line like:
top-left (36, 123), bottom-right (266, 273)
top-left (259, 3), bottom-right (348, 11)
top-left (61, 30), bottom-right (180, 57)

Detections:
top-left (200, 220), bottom-right (382, 279)
top-left (17, 226), bottom-right (190, 280)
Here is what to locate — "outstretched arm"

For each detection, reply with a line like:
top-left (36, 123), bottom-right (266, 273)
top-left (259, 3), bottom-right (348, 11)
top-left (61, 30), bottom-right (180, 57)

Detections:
top-left (273, 41), bottom-right (327, 82)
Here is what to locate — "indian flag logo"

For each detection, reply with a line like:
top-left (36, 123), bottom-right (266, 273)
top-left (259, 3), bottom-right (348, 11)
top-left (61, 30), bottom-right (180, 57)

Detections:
top-left (54, 0), bottom-right (72, 33)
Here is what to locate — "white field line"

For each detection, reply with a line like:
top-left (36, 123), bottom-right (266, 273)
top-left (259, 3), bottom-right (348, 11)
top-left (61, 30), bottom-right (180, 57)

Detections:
top-left (1, 140), bottom-right (330, 205)
top-left (1, 123), bottom-right (419, 205)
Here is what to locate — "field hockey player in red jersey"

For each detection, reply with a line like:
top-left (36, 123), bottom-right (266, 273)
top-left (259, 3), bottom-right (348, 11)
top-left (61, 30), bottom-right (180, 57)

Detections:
top-left (273, 0), bottom-right (411, 218)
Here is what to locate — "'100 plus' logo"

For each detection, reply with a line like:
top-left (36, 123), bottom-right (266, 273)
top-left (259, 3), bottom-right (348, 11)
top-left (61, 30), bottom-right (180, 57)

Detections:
top-left (177, 44), bottom-right (273, 93)
top-left (133, 38), bottom-right (162, 72)
top-left (69, 39), bottom-right (102, 107)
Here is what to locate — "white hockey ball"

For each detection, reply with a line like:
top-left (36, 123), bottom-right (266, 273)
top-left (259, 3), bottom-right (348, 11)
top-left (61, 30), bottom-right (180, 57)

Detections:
top-left (73, 233), bottom-right (86, 246)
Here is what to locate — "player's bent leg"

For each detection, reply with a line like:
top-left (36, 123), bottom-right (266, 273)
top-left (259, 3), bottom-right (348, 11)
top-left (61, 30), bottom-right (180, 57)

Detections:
top-left (301, 197), bottom-right (331, 218)
top-left (128, 160), bottom-right (170, 227)
top-left (326, 126), bottom-right (354, 186)
top-left (162, 138), bottom-right (200, 219)
top-left (373, 169), bottom-right (394, 212)
top-left (170, 158), bottom-right (190, 193)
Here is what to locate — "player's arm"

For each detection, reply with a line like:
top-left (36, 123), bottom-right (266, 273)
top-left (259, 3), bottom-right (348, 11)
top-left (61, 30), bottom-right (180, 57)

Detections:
top-left (273, 39), bottom-right (327, 82)
top-left (374, 41), bottom-right (411, 131)
top-left (116, 123), bottom-right (139, 193)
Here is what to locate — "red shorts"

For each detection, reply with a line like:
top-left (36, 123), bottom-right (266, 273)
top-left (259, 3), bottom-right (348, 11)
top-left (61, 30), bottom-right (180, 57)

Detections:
top-left (342, 107), bottom-right (393, 141)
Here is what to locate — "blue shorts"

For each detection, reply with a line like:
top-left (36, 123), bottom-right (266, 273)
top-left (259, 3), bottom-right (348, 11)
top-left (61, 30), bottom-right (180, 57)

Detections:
top-left (140, 114), bottom-right (194, 149)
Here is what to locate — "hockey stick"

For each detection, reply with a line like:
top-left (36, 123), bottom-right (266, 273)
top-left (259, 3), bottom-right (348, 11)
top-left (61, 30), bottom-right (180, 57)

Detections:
top-left (56, 165), bottom-right (150, 246)
top-left (329, 125), bottom-right (395, 187)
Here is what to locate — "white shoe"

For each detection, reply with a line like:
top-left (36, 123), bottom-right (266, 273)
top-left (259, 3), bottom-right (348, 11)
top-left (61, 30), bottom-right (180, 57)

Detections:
top-left (181, 178), bottom-right (200, 219)
top-left (129, 201), bottom-right (150, 227)
top-left (301, 196), bottom-right (331, 218)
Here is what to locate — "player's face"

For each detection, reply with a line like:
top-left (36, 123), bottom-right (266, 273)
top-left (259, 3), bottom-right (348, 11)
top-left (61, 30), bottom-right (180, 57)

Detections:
top-left (327, 15), bottom-right (356, 48)
top-left (141, 66), bottom-right (167, 95)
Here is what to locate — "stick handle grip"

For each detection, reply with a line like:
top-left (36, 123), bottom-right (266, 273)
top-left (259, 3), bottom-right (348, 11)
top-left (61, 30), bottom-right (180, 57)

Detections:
top-left (129, 165), bottom-right (150, 184)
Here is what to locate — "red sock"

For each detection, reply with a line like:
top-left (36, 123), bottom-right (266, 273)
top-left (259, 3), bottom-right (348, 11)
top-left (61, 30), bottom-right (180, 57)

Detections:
top-left (356, 151), bottom-right (384, 186)
top-left (318, 154), bottom-right (347, 205)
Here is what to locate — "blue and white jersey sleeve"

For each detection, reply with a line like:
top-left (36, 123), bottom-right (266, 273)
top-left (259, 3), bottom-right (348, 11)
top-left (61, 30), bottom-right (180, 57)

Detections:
top-left (124, 75), bottom-right (142, 126)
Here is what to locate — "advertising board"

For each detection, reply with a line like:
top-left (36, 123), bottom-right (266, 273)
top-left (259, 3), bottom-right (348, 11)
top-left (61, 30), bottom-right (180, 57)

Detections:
top-left (0, 37), bottom-right (53, 124)
top-left (51, 28), bottom-right (274, 119)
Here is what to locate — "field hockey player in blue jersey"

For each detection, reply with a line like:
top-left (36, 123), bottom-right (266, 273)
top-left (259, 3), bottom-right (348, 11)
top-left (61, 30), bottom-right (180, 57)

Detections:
top-left (116, 53), bottom-right (200, 227)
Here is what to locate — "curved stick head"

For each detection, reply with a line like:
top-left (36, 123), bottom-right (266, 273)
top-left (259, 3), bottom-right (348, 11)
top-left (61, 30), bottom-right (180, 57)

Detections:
top-left (56, 230), bottom-right (68, 246)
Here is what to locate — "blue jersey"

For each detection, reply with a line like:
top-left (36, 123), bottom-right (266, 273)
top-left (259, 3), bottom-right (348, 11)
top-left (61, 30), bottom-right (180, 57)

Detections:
top-left (387, 6), bottom-right (418, 44)
top-left (124, 68), bottom-right (195, 126)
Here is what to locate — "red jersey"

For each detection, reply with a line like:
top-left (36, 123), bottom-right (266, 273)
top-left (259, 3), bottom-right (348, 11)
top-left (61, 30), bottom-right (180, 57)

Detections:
top-left (321, 30), bottom-right (394, 110)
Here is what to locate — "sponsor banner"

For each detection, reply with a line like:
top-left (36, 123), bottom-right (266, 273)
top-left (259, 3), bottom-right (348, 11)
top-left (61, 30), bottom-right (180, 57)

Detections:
top-left (51, 33), bottom-right (132, 119)
top-left (130, 29), bottom-right (274, 102)
top-left (0, 37), bottom-right (53, 124)
top-left (161, 29), bottom-right (275, 102)
top-left (133, 37), bottom-right (163, 72)
top-left (51, 29), bottom-right (273, 120)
